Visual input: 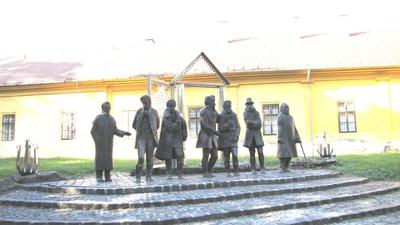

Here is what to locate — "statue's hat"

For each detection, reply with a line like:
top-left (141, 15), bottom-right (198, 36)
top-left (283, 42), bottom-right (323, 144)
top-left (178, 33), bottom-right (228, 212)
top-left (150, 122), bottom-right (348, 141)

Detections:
top-left (245, 97), bottom-right (254, 105)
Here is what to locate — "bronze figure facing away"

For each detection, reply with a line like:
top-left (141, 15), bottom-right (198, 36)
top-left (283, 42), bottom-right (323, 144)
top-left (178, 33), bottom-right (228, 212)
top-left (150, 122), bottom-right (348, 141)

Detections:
top-left (277, 103), bottom-right (301, 172)
top-left (132, 95), bottom-right (160, 183)
top-left (243, 97), bottom-right (265, 173)
top-left (91, 102), bottom-right (131, 182)
top-left (218, 100), bottom-right (241, 176)
top-left (155, 100), bottom-right (188, 179)
top-left (196, 95), bottom-right (221, 178)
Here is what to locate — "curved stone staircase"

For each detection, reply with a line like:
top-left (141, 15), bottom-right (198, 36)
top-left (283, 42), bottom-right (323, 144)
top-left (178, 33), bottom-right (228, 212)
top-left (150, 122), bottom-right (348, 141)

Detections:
top-left (0, 169), bottom-right (399, 224)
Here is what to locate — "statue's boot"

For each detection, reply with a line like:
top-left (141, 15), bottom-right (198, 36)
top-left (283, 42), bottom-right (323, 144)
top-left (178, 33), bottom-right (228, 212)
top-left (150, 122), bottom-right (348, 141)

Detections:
top-left (104, 170), bottom-right (112, 182)
top-left (224, 160), bottom-right (231, 177)
top-left (233, 160), bottom-right (239, 176)
top-left (285, 158), bottom-right (291, 172)
top-left (96, 170), bottom-right (105, 182)
top-left (250, 156), bottom-right (257, 173)
top-left (259, 155), bottom-right (266, 173)
top-left (166, 159), bottom-right (173, 180)
top-left (177, 159), bottom-right (184, 179)
top-left (135, 164), bottom-right (143, 183)
top-left (146, 163), bottom-right (154, 182)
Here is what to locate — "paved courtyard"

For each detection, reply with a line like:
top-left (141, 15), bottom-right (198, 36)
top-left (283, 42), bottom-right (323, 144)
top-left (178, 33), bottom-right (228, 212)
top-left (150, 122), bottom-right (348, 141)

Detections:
top-left (0, 169), bottom-right (399, 224)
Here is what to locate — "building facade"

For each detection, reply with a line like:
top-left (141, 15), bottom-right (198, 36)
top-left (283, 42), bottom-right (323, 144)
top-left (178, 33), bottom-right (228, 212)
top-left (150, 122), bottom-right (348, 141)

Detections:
top-left (1, 66), bottom-right (400, 158)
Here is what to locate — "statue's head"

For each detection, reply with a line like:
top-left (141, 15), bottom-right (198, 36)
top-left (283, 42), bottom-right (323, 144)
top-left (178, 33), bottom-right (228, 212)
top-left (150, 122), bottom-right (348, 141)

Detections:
top-left (101, 102), bottom-right (111, 114)
top-left (204, 95), bottom-right (216, 109)
top-left (245, 97), bottom-right (255, 112)
top-left (166, 99), bottom-right (176, 110)
top-left (280, 103), bottom-right (289, 115)
top-left (223, 100), bottom-right (232, 113)
top-left (140, 95), bottom-right (152, 110)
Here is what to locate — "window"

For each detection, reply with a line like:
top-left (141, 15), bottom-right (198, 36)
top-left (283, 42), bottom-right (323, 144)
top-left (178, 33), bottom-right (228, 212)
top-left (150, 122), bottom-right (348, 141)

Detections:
top-left (188, 107), bottom-right (202, 138)
top-left (262, 104), bottom-right (279, 135)
top-left (2, 114), bottom-right (15, 141)
top-left (121, 110), bottom-right (136, 139)
top-left (61, 112), bottom-right (76, 140)
top-left (338, 102), bottom-right (356, 133)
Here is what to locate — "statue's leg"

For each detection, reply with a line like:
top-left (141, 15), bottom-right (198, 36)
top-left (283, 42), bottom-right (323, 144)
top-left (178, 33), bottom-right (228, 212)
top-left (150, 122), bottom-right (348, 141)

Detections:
top-left (145, 141), bottom-right (155, 182)
top-left (135, 143), bottom-right (145, 183)
top-left (249, 147), bottom-right (256, 173)
top-left (177, 156), bottom-right (184, 179)
top-left (166, 159), bottom-right (172, 179)
top-left (208, 147), bottom-right (218, 177)
top-left (96, 170), bottom-right (104, 182)
top-left (257, 146), bottom-right (265, 171)
top-left (223, 148), bottom-right (231, 176)
top-left (285, 158), bottom-right (292, 172)
top-left (231, 147), bottom-right (239, 176)
top-left (279, 158), bottom-right (286, 172)
top-left (202, 148), bottom-right (211, 177)
top-left (104, 170), bottom-right (112, 182)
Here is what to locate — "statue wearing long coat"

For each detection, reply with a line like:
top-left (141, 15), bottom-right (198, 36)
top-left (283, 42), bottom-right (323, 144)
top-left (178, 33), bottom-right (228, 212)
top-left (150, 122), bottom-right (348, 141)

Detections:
top-left (243, 107), bottom-right (264, 148)
top-left (132, 107), bottom-right (160, 148)
top-left (155, 109), bottom-right (188, 160)
top-left (196, 106), bottom-right (219, 149)
top-left (218, 110), bottom-right (240, 149)
top-left (277, 113), bottom-right (300, 158)
top-left (91, 114), bottom-right (126, 170)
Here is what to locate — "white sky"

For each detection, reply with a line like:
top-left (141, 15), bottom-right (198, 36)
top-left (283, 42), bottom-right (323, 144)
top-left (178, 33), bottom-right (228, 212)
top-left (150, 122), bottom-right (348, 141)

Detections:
top-left (1, 0), bottom-right (400, 80)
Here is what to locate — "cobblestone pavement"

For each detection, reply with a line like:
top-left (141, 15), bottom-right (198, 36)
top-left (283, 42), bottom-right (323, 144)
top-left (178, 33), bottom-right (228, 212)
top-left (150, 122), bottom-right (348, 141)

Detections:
top-left (0, 175), bottom-right (367, 209)
top-left (332, 210), bottom-right (400, 225)
top-left (1, 169), bottom-right (400, 225)
top-left (0, 180), bottom-right (399, 224)
top-left (189, 190), bottom-right (400, 225)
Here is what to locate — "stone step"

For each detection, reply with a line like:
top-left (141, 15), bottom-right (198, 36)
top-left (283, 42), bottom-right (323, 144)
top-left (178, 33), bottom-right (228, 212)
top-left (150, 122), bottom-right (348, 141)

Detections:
top-left (20, 169), bottom-right (340, 195)
top-left (190, 186), bottom-right (400, 225)
top-left (332, 210), bottom-right (400, 225)
top-left (0, 175), bottom-right (368, 210)
top-left (0, 181), bottom-right (399, 224)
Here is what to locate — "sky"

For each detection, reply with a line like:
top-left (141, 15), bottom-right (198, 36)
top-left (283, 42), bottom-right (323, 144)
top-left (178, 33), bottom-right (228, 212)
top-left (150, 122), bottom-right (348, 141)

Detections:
top-left (1, 0), bottom-right (400, 83)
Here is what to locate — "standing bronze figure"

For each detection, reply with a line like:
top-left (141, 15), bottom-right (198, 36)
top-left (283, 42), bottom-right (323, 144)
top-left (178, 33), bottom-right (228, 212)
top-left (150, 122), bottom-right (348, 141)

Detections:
top-left (277, 103), bottom-right (301, 172)
top-left (91, 102), bottom-right (131, 182)
top-left (243, 97), bottom-right (265, 173)
top-left (196, 95), bottom-right (221, 178)
top-left (218, 100), bottom-right (241, 176)
top-left (155, 100), bottom-right (188, 179)
top-left (132, 95), bottom-right (160, 183)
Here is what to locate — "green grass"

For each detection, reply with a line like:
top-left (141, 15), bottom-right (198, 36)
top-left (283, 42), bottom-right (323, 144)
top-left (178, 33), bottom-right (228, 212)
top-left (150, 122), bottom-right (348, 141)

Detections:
top-left (331, 152), bottom-right (400, 181)
top-left (1, 153), bottom-right (399, 180)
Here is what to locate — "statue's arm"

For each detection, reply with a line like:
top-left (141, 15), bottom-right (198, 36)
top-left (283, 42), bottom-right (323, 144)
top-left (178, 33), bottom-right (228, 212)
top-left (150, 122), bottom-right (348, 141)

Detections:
top-left (132, 110), bottom-right (139, 130)
top-left (200, 111), bottom-right (219, 135)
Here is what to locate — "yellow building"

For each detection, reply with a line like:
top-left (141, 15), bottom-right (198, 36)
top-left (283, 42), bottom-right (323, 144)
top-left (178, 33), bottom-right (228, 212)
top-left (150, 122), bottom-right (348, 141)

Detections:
top-left (1, 61), bottom-right (400, 159)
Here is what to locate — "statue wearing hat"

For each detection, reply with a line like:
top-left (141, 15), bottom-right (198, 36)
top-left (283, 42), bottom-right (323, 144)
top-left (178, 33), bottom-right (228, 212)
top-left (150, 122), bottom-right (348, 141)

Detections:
top-left (277, 103), bottom-right (301, 172)
top-left (243, 97), bottom-right (265, 173)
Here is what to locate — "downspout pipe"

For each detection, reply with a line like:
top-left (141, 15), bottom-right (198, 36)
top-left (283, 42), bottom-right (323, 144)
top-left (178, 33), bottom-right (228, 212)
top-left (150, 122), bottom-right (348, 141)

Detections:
top-left (306, 69), bottom-right (314, 156)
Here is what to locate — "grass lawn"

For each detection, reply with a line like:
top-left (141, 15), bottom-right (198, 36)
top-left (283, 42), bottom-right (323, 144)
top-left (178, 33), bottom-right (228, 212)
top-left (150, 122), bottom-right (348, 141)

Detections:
top-left (331, 152), bottom-right (400, 181)
top-left (0, 152), bottom-right (399, 180)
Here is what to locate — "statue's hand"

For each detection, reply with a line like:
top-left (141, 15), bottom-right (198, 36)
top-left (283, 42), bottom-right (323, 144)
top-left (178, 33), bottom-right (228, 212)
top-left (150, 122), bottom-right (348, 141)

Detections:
top-left (232, 136), bottom-right (239, 143)
top-left (295, 139), bottom-right (302, 143)
top-left (278, 140), bottom-right (283, 144)
top-left (125, 132), bottom-right (132, 136)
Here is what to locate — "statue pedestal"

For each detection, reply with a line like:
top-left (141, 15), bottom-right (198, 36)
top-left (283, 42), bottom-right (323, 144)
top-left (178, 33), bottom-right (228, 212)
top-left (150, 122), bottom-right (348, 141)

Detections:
top-left (12, 171), bottom-right (66, 184)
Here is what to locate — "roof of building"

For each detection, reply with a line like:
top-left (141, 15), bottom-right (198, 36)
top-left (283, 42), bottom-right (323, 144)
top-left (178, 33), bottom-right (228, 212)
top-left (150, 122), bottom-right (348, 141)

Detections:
top-left (1, 0), bottom-right (399, 87)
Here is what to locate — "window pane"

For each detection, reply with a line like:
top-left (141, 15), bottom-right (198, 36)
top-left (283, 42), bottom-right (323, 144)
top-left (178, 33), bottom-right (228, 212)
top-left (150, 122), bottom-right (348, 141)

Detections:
top-left (346, 103), bottom-right (355, 112)
top-left (338, 103), bottom-right (346, 112)
top-left (272, 124), bottom-right (278, 134)
top-left (189, 120), bottom-right (197, 138)
top-left (189, 109), bottom-right (197, 118)
top-left (348, 122), bottom-right (356, 132)
top-left (272, 105), bottom-right (279, 115)
top-left (339, 113), bottom-right (346, 122)
top-left (263, 105), bottom-right (271, 115)
top-left (340, 123), bottom-right (347, 132)
top-left (347, 113), bottom-right (355, 122)
top-left (61, 112), bottom-right (75, 140)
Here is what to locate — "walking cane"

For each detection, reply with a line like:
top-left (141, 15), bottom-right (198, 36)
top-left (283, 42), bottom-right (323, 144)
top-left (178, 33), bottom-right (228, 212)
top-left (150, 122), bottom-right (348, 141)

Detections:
top-left (298, 142), bottom-right (310, 168)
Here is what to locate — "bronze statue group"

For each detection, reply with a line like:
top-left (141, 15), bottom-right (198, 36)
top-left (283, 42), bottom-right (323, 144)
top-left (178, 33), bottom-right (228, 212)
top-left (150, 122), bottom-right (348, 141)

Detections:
top-left (91, 95), bottom-right (301, 183)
